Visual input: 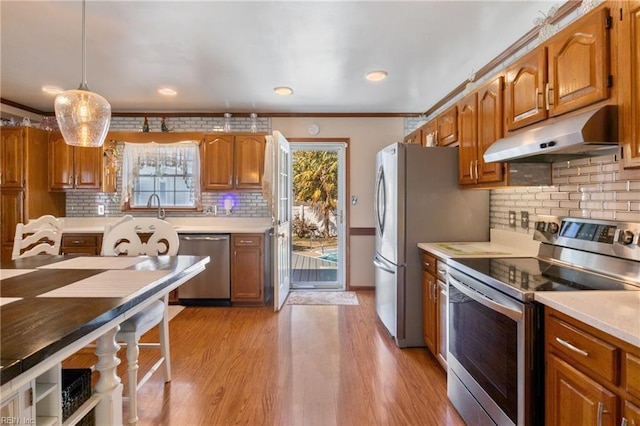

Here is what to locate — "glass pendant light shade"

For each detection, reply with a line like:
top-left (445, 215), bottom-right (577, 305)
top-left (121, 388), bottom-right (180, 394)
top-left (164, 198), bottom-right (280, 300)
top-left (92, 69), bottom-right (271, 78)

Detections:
top-left (54, 0), bottom-right (111, 148)
top-left (54, 88), bottom-right (111, 147)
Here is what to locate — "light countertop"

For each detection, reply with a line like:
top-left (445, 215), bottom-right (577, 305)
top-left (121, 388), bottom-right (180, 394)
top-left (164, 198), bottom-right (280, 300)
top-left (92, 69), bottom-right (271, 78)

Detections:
top-left (60, 217), bottom-right (273, 234)
top-left (418, 228), bottom-right (540, 259)
top-left (535, 291), bottom-right (640, 347)
top-left (418, 228), bottom-right (640, 348)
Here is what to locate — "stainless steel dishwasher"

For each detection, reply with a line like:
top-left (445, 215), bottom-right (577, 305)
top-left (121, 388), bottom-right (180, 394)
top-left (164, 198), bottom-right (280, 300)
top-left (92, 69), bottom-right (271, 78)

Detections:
top-left (178, 234), bottom-right (231, 306)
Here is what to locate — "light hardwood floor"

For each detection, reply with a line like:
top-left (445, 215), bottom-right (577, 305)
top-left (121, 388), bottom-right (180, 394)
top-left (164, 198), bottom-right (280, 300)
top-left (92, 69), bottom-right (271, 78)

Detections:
top-left (64, 291), bottom-right (464, 425)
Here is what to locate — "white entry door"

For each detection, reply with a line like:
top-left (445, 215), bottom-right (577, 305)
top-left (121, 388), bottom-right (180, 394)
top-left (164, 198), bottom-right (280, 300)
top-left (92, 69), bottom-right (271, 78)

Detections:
top-left (272, 131), bottom-right (291, 311)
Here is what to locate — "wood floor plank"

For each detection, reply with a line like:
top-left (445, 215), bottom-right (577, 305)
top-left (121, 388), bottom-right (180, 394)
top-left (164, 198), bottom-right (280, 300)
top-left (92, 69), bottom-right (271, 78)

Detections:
top-left (63, 291), bottom-right (464, 425)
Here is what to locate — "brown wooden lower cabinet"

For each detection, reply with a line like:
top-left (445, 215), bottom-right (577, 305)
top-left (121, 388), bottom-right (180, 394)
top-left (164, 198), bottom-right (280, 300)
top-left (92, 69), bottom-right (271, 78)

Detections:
top-left (545, 307), bottom-right (640, 426)
top-left (60, 233), bottom-right (102, 255)
top-left (231, 233), bottom-right (271, 306)
top-left (420, 249), bottom-right (446, 370)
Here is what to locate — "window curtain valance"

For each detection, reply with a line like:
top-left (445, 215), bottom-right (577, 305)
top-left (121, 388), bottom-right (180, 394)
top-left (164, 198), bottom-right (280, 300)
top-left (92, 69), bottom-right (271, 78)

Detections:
top-left (121, 141), bottom-right (201, 209)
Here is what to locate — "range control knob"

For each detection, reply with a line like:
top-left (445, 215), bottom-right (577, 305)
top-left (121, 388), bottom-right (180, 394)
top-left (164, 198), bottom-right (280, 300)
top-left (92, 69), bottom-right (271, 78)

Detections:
top-left (619, 230), bottom-right (635, 245)
top-left (548, 223), bottom-right (560, 234)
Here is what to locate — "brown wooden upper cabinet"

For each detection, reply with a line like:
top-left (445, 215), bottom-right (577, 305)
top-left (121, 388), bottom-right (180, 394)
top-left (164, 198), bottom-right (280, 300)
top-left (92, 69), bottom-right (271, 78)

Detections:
top-left (1, 127), bottom-right (65, 261)
top-left (420, 119), bottom-right (437, 146)
top-left (505, 7), bottom-right (612, 132)
top-left (48, 132), bottom-right (103, 191)
top-left (235, 134), bottom-right (266, 189)
top-left (201, 133), bottom-right (266, 191)
top-left (403, 127), bottom-right (422, 145)
top-left (1, 127), bottom-right (25, 189)
top-left (619, 0), bottom-right (640, 169)
top-left (436, 105), bottom-right (458, 146)
top-left (458, 77), bottom-right (505, 186)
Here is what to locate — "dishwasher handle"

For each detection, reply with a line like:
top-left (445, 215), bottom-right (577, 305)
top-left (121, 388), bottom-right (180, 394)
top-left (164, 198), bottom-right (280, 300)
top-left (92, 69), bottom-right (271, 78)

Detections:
top-left (180, 236), bottom-right (229, 242)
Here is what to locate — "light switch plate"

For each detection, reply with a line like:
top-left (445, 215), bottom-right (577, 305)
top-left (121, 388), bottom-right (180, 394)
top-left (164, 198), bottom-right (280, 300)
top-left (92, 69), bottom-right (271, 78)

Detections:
top-left (509, 211), bottom-right (517, 228)
top-left (97, 205), bottom-right (105, 215)
top-left (521, 211), bottom-right (529, 229)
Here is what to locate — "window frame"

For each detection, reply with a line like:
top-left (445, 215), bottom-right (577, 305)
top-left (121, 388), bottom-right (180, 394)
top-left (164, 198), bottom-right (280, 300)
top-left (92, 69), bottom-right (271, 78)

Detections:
top-left (120, 140), bottom-right (203, 213)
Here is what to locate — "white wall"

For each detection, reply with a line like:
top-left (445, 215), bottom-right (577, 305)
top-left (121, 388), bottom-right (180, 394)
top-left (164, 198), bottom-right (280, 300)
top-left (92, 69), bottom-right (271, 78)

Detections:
top-left (272, 117), bottom-right (404, 287)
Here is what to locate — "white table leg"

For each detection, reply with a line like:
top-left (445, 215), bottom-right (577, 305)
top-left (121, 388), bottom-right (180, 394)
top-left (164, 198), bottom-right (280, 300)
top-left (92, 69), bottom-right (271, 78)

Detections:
top-left (94, 325), bottom-right (123, 426)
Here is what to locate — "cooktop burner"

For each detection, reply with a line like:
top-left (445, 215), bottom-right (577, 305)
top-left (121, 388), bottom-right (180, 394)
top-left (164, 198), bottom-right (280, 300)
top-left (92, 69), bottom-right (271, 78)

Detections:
top-left (452, 257), bottom-right (639, 295)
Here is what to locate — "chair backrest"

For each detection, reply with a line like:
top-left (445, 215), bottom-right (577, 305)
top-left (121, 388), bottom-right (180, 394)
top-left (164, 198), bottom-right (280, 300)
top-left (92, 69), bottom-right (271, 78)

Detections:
top-left (101, 217), bottom-right (179, 256)
top-left (12, 215), bottom-right (63, 260)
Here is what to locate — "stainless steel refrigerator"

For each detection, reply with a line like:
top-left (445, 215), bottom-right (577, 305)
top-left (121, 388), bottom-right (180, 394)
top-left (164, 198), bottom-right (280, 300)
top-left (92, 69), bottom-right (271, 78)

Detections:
top-left (373, 143), bottom-right (489, 348)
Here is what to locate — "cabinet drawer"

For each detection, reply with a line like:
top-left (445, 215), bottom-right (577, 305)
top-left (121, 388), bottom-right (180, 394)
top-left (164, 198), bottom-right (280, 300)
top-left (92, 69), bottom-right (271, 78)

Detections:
top-left (62, 235), bottom-right (99, 248)
top-left (232, 235), bottom-right (261, 247)
top-left (421, 252), bottom-right (437, 275)
top-left (547, 315), bottom-right (619, 385)
top-left (626, 352), bottom-right (640, 400)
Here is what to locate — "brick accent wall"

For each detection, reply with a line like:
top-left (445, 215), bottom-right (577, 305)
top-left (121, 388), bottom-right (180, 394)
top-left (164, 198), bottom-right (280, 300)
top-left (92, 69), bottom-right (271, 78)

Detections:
top-left (65, 116), bottom-right (271, 217)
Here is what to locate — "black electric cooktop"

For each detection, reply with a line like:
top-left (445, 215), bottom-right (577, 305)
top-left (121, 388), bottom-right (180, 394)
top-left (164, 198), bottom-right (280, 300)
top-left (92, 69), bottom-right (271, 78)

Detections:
top-left (450, 257), bottom-right (640, 295)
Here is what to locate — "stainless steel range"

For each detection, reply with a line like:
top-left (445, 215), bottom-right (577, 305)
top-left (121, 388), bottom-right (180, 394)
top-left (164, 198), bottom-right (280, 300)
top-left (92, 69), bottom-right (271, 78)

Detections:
top-left (446, 216), bottom-right (640, 426)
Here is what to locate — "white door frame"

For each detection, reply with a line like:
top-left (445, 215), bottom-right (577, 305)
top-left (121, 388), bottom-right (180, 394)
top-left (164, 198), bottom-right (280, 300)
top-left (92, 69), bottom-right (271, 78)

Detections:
top-left (289, 140), bottom-right (348, 291)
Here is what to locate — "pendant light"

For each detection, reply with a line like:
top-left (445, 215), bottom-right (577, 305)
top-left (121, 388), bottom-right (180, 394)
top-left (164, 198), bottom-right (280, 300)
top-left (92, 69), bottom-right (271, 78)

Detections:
top-left (54, 0), bottom-right (111, 147)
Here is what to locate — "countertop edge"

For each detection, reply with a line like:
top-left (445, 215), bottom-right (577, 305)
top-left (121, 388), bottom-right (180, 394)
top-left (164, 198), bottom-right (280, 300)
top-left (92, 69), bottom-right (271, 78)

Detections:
top-left (535, 292), bottom-right (640, 348)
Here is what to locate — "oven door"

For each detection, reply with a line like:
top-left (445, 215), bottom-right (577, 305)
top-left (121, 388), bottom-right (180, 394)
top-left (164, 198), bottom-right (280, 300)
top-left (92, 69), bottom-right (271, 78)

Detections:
top-left (447, 269), bottom-right (535, 426)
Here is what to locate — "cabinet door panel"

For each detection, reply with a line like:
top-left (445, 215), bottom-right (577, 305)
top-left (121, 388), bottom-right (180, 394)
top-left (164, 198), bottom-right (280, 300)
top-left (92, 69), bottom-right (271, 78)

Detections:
top-left (420, 119), bottom-right (437, 147)
top-left (437, 106), bottom-right (458, 146)
top-left (1, 128), bottom-right (25, 188)
top-left (458, 93), bottom-right (477, 185)
top-left (624, 401), bottom-right (640, 426)
top-left (74, 146), bottom-right (102, 190)
top-left (477, 76), bottom-right (504, 184)
top-left (201, 135), bottom-right (234, 190)
top-left (422, 271), bottom-right (437, 355)
top-left (235, 135), bottom-right (265, 189)
top-left (232, 246), bottom-right (263, 300)
top-left (546, 353), bottom-right (618, 426)
top-left (621, 1), bottom-right (640, 169)
top-left (48, 134), bottom-right (74, 190)
top-left (547, 8), bottom-right (610, 117)
top-left (1, 190), bottom-right (24, 260)
top-left (505, 48), bottom-right (547, 131)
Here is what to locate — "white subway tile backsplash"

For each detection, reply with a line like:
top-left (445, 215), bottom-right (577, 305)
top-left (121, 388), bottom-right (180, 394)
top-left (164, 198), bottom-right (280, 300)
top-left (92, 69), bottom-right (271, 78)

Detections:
top-left (490, 153), bottom-right (639, 232)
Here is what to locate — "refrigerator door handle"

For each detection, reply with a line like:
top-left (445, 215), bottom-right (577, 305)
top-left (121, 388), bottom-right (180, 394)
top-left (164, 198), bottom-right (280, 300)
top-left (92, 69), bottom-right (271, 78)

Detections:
top-left (373, 255), bottom-right (395, 274)
top-left (374, 165), bottom-right (386, 236)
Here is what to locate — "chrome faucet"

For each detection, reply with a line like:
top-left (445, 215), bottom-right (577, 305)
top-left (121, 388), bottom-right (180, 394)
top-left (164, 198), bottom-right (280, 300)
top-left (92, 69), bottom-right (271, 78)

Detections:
top-left (146, 193), bottom-right (166, 219)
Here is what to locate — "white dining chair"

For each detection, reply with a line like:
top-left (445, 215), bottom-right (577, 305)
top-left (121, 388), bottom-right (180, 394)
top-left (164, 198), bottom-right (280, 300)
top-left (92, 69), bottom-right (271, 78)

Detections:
top-left (12, 215), bottom-right (63, 260)
top-left (101, 217), bottom-right (179, 424)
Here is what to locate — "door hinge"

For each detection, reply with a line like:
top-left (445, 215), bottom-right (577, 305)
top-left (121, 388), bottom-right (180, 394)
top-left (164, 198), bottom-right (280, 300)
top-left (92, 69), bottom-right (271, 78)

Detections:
top-left (28, 387), bottom-right (34, 406)
top-left (606, 15), bottom-right (613, 29)
top-left (607, 75), bottom-right (613, 88)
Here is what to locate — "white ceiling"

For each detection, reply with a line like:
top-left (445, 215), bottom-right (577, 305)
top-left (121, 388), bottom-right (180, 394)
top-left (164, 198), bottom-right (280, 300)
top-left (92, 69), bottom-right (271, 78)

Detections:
top-left (1, 0), bottom-right (559, 115)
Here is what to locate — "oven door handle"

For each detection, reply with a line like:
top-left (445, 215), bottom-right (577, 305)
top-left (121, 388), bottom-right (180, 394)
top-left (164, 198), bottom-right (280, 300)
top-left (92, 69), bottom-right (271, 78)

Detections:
top-left (449, 276), bottom-right (523, 321)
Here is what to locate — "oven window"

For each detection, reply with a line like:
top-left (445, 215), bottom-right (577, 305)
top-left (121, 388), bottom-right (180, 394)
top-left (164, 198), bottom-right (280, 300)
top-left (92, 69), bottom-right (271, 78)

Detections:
top-left (449, 285), bottom-right (518, 423)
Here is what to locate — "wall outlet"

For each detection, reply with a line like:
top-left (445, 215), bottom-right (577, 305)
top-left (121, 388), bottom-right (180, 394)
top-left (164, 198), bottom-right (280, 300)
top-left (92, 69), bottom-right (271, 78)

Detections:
top-left (97, 205), bottom-right (105, 216)
top-left (508, 211), bottom-right (517, 228)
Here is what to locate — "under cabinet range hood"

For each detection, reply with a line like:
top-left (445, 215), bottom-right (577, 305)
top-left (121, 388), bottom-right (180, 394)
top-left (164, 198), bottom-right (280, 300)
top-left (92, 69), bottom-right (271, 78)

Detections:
top-left (484, 106), bottom-right (618, 163)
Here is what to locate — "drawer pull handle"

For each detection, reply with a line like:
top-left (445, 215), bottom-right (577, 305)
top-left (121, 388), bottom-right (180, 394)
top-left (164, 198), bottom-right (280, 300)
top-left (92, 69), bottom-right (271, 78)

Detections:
top-left (555, 337), bottom-right (589, 357)
top-left (73, 240), bottom-right (81, 245)
top-left (424, 262), bottom-right (430, 268)
top-left (239, 240), bottom-right (253, 244)
top-left (621, 418), bottom-right (628, 426)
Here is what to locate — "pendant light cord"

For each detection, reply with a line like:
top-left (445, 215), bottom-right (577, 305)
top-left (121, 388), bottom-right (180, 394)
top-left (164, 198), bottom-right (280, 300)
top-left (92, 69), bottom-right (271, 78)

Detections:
top-left (78, 0), bottom-right (89, 91)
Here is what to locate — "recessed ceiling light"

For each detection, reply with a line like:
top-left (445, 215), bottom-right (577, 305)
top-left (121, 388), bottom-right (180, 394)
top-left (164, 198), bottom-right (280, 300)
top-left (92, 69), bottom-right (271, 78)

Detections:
top-left (274, 86), bottom-right (293, 96)
top-left (41, 85), bottom-right (63, 95)
top-left (158, 88), bottom-right (177, 96)
top-left (366, 70), bottom-right (388, 82)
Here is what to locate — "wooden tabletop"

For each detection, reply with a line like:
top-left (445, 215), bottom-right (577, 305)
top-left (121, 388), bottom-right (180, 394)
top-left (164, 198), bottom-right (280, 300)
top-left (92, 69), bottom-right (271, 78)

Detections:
top-left (0, 254), bottom-right (209, 385)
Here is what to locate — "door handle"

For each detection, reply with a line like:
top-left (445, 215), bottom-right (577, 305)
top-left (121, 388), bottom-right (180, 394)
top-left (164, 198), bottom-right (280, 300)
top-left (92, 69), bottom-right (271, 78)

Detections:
top-left (373, 255), bottom-right (395, 274)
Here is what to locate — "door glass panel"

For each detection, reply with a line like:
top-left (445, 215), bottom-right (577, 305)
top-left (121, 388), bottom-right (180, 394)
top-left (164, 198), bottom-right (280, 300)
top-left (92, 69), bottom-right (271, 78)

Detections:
top-left (290, 144), bottom-right (345, 289)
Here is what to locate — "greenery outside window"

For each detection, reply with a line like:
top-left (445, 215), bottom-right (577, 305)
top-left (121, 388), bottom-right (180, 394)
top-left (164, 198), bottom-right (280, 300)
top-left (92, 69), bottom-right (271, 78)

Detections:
top-left (121, 141), bottom-right (201, 211)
